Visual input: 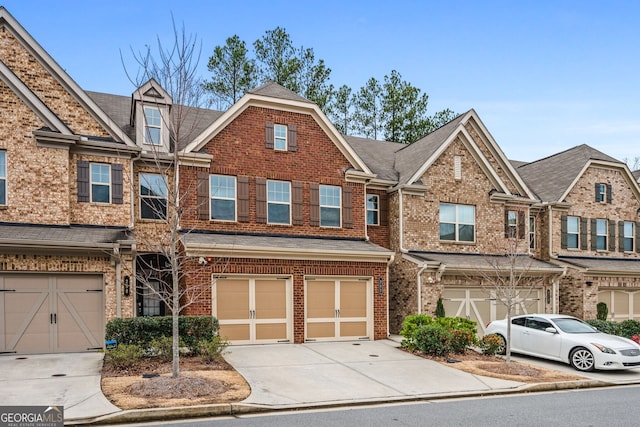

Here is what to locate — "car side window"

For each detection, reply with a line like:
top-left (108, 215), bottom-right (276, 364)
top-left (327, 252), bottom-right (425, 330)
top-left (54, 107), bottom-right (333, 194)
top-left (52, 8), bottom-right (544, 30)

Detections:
top-left (512, 317), bottom-right (526, 326)
top-left (526, 317), bottom-right (552, 331)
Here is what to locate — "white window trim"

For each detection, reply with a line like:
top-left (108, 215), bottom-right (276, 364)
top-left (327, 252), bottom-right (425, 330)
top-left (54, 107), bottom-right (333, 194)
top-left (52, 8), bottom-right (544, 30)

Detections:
top-left (267, 180), bottom-right (291, 225)
top-left (143, 106), bottom-right (162, 146)
top-left (90, 163), bottom-right (111, 204)
top-left (319, 184), bottom-right (342, 228)
top-left (210, 175), bottom-right (237, 222)
top-left (439, 203), bottom-right (475, 243)
top-left (624, 221), bottom-right (635, 252)
top-left (507, 210), bottom-right (518, 238)
top-left (567, 216), bottom-right (579, 249)
top-left (597, 183), bottom-right (606, 203)
top-left (274, 124), bottom-right (287, 151)
top-left (139, 173), bottom-right (168, 220)
top-left (596, 218), bottom-right (608, 251)
top-left (367, 194), bottom-right (379, 226)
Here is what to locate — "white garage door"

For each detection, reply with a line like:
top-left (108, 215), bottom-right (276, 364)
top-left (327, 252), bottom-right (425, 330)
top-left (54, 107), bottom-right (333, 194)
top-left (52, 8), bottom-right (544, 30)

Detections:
top-left (598, 289), bottom-right (640, 321)
top-left (442, 287), bottom-right (543, 336)
top-left (0, 274), bottom-right (104, 354)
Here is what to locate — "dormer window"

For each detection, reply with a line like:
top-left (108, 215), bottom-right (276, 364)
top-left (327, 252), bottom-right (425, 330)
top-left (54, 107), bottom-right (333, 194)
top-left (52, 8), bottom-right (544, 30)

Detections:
top-left (144, 107), bottom-right (162, 145)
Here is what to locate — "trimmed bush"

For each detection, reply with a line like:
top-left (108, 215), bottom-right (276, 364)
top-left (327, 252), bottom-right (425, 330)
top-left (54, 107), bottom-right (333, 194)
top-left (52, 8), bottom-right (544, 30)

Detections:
top-left (435, 298), bottom-right (446, 318)
top-left (596, 302), bottom-right (608, 321)
top-left (400, 314), bottom-right (433, 351)
top-left (413, 323), bottom-right (453, 356)
top-left (479, 334), bottom-right (504, 356)
top-left (449, 329), bottom-right (474, 354)
top-left (401, 314), bottom-right (478, 355)
top-left (198, 336), bottom-right (229, 362)
top-left (617, 319), bottom-right (640, 339)
top-left (585, 319), bottom-right (619, 335)
top-left (105, 343), bottom-right (143, 369)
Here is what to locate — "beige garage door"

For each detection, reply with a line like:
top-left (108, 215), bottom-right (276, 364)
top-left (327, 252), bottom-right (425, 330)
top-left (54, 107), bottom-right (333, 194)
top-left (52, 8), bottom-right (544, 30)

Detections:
top-left (213, 277), bottom-right (292, 344)
top-left (443, 287), bottom-right (542, 336)
top-left (305, 278), bottom-right (372, 341)
top-left (0, 274), bottom-right (104, 354)
top-left (598, 289), bottom-right (640, 321)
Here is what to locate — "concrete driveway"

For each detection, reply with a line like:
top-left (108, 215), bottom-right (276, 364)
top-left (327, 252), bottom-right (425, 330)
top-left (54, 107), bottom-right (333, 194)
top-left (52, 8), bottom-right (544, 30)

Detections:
top-left (0, 352), bottom-right (119, 422)
top-left (223, 339), bottom-right (524, 407)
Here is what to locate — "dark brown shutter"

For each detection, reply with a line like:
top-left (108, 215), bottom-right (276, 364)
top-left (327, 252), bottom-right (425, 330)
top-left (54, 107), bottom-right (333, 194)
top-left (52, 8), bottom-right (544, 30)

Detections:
top-left (111, 163), bottom-right (123, 204)
top-left (609, 220), bottom-right (616, 252)
top-left (288, 125), bottom-right (297, 152)
top-left (606, 184), bottom-right (613, 204)
top-left (595, 183), bottom-right (600, 202)
top-left (237, 176), bottom-right (250, 222)
top-left (292, 181), bottom-right (303, 225)
top-left (77, 160), bottom-right (89, 202)
top-left (580, 217), bottom-right (588, 250)
top-left (310, 183), bottom-right (319, 227)
top-left (590, 218), bottom-right (597, 251)
top-left (265, 121), bottom-right (274, 149)
top-left (256, 178), bottom-right (267, 223)
top-left (504, 210), bottom-right (510, 237)
top-left (518, 211), bottom-right (525, 239)
top-left (560, 215), bottom-right (568, 249)
top-left (619, 221), bottom-right (625, 252)
top-left (343, 186), bottom-right (353, 229)
top-left (197, 171), bottom-right (209, 220)
top-left (636, 222), bottom-right (640, 253)
top-left (380, 193), bottom-right (389, 226)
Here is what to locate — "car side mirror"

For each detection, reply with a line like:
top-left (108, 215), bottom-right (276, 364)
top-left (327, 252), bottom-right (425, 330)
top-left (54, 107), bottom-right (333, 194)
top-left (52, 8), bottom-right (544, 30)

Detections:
top-left (545, 327), bottom-right (557, 334)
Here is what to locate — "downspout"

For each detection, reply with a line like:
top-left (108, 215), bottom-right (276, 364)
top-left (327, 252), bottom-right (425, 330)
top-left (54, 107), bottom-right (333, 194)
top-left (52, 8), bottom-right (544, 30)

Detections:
top-left (548, 205), bottom-right (553, 259)
top-left (386, 253), bottom-right (395, 337)
top-left (398, 187), bottom-right (407, 253)
top-left (114, 243), bottom-right (121, 318)
top-left (416, 263), bottom-right (427, 314)
top-left (129, 150), bottom-right (143, 229)
top-left (364, 179), bottom-right (370, 241)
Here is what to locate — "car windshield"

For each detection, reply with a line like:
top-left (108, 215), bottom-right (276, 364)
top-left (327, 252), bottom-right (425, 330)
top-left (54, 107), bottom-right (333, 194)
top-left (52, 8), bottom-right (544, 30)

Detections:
top-left (552, 318), bottom-right (598, 333)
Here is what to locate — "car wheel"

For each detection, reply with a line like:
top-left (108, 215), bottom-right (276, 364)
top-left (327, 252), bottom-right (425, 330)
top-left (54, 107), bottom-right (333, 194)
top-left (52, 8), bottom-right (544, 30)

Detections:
top-left (495, 334), bottom-right (506, 355)
top-left (570, 347), bottom-right (595, 371)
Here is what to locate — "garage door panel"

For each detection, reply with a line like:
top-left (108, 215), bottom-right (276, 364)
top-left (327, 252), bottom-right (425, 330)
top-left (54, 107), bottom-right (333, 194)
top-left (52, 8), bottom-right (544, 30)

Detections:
top-left (599, 290), bottom-right (640, 321)
top-left (307, 322), bottom-right (335, 339)
top-left (339, 282), bottom-right (367, 318)
top-left (255, 323), bottom-right (287, 340)
top-left (56, 292), bottom-right (101, 350)
top-left (219, 324), bottom-right (250, 341)
top-left (307, 281), bottom-right (335, 318)
top-left (340, 321), bottom-right (366, 337)
top-left (216, 280), bottom-right (250, 320)
top-left (255, 280), bottom-right (286, 319)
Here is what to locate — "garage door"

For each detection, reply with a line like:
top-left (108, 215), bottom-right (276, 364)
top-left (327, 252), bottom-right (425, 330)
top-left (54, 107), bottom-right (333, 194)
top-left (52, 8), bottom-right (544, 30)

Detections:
top-left (213, 277), bottom-right (292, 344)
top-left (442, 287), bottom-right (543, 335)
top-left (305, 278), bottom-right (372, 342)
top-left (0, 274), bottom-right (104, 354)
top-left (598, 289), bottom-right (640, 321)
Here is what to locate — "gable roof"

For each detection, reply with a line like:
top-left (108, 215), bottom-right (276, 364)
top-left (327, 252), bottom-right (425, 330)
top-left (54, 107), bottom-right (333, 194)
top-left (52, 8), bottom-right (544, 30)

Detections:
top-left (516, 144), bottom-right (626, 202)
top-left (0, 7), bottom-right (136, 148)
top-left (343, 136), bottom-right (403, 182)
top-left (184, 81), bottom-right (373, 175)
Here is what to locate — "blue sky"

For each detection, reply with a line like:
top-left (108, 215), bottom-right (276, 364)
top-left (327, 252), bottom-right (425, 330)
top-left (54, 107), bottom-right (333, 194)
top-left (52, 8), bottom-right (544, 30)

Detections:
top-left (3, 0), bottom-right (640, 164)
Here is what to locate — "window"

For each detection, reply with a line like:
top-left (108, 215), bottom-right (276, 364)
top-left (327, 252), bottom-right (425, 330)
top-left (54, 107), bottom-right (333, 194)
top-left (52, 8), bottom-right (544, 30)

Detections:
top-left (0, 151), bottom-right (5, 205)
top-left (320, 185), bottom-right (341, 227)
top-left (267, 180), bottom-right (291, 224)
top-left (274, 124), bottom-right (287, 150)
top-left (143, 107), bottom-right (162, 145)
top-left (142, 281), bottom-right (162, 316)
top-left (506, 210), bottom-right (518, 238)
top-left (595, 183), bottom-right (612, 203)
top-left (623, 221), bottom-right (635, 252)
top-left (567, 216), bottom-right (579, 249)
top-left (90, 163), bottom-right (111, 203)
top-left (596, 219), bottom-right (608, 250)
top-left (367, 194), bottom-right (379, 225)
top-left (210, 175), bottom-right (236, 221)
top-left (140, 173), bottom-right (167, 220)
top-left (529, 215), bottom-right (536, 249)
top-left (439, 203), bottom-right (475, 242)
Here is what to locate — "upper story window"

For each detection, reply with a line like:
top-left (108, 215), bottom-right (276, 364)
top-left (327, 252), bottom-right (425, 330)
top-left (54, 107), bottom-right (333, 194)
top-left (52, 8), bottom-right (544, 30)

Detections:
top-left (140, 173), bottom-right (167, 220)
top-left (623, 221), bottom-right (635, 252)
top-left (439, 203), bottom-right (475, 242)
top-left (595, 183), bottom-right (612, 203)
top-left (274, 124), bottom-right (287, 151)
top-left (265, 122), bottom-right (297, 152)
top-left (529, 215), bottom-right (536, 249)
top-left (566, 216), bottom-right (579, 249)
top-left (143, 107), bottom-right (162, 146)
top-left (0, 150), bottom-right (6, 205)
top-left (595, 218), bottom-right (608, 250)
top-left (90, 163), bottom-right (111, 203)
top-left (506, 210), bottom-right (518, 238)
top-left (210, 175), bottom-right (236, 221)
top-left (320, 185), bottom-right (341, 227)
top-left (367, 194), bottom-right (379, 226)
top-left (267, 180), bottom-right (291, 224)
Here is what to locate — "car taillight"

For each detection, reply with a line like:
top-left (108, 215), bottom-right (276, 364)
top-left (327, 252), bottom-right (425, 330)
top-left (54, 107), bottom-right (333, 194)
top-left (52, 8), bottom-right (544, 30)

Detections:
top-left (485, 321), bottom-right (492, 328)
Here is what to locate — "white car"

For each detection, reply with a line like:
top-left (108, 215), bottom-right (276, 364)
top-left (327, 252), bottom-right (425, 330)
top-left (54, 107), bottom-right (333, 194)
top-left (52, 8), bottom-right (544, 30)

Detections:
top-left (485, 314), bottom-right (640, 371)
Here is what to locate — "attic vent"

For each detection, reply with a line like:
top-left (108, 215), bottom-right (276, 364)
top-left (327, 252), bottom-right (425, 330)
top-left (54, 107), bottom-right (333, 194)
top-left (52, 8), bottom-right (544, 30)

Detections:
top-left (143, 87), bottom-right (163, 98)
top-left (454, 156), bottom-right (462, 180)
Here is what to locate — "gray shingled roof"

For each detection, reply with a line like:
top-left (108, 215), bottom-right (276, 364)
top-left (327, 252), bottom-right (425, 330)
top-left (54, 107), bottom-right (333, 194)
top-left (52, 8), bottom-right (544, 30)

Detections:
top-left (249, 81), bottom-right (313, 104)
top-left (343, 136), bottom-right (403, 181)
top-left (558, 256), bottom-right (640, 273)
top-left (409, 251), bottom-right (564, 272)
top-left (516, 144), bottom-right (622, 202)
top-left (87, 91), bottom-right (223, 150)
top-left (633, 169), bottom-right (640, 181)
top-left (183, 232), bottom-right (392, 256)
top-left (0, 223), bottom-right (131, 248)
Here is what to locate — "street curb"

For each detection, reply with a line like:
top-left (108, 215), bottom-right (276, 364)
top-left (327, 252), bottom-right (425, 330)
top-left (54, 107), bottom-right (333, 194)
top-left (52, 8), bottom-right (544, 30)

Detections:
top-left (71, 379), bottom-right (617, 425)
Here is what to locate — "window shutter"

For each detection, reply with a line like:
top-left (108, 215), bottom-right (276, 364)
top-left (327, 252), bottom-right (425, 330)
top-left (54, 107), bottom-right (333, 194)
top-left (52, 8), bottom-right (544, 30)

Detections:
top-left (594, 183), bottom-right (600, 202)
top-left (560, 215), bottom-right (568, 249)
top-left (292, 181), bottom-right (303, 225)
top-left (310, 183), bottom-right (319, 227)
top-left (518, 211), bottom-right (525, 239)
top-left (590, 218), bottom-right (597, 251)
top-left (197, 171), bottom-right (209, 220)
top-left (288, 125), bottom-right (297, 152)
top-left (237, 176), bottom-right (250, 222)
top-left (256, 178), bottom-right (267, 223)
top-left (343, 186), bottom-right (353, 229)
top-left (504, 210), bottom-right (510, 237)
top-left (265, 121), bottom-right (274, 149)
top-left (636, 222), bottom-right (640, 253)
top-left (111, 163), bottom-right (123, 204)
top-left (380, 193), bottom-right (389, 226)
top-left (580, 217), bottom-right (588, 250)
top-left (77, 160), bottom-right (89, 202)
top-left (606, 184), bottom-right (613, 204)
top-left (609, 220), bottom-right (616, 252)
top-left (618, 221), bottom-right (625, 253)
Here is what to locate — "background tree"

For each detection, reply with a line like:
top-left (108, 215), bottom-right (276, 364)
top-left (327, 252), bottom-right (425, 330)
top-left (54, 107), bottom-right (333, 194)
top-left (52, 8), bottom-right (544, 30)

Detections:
top-left (328, 84), bottom-right (354, 135)
top-left (353, 77), bottom-right (383, 139)
top-left (203, 35), bottom-right (256, 109)
top-left (381, 70), bottom-right (431, 143)
top-left (296, 46), bottom-right (333, 110)
top-left (253, 27), bottom-right (300, 90)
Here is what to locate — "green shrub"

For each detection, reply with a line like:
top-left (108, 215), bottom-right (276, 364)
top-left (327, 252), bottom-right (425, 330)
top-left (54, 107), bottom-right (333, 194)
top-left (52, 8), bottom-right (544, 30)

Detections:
top-left (104, 343), bottom-right (143, 369)
top-left (198, 336), bottom-right (229, 362)
top-left (479, 334), bottom-right (504, 356)
top-left (413, 323), bottom-right (453, 356)
top-left (449, 329), bottom-right (474, 354)
top-left (105, 316), bottom-right (219, 353)
top-left (586, 319), bottom-right (619, 335)
top-left (400, 314), bottom-right (433, 351)
top-left (435, 317), bottom-right (477, 337)
top-left (617, 319), bottom-right (640, 339)
top-left (146, 336), bottom-right (189, 362)
top-left (435, 298), bottom-right (445, 318)
top-left (596, 302), bottom-right (608, 321)
top-left (400, 314), bottom-right (478, 353)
